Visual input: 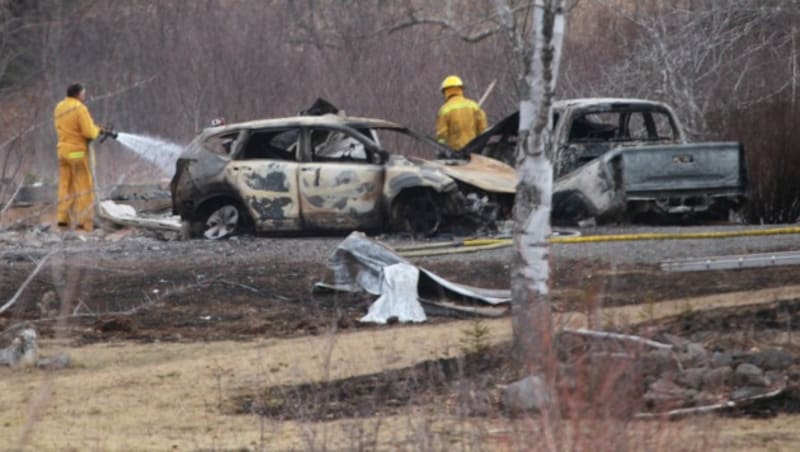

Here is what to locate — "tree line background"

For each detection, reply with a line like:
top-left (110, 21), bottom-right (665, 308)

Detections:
top-left (1, 0), bottom-right (798, 222)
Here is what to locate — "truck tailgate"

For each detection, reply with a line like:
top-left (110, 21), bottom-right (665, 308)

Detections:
top-left (622, 142), bottom-right (745, 193)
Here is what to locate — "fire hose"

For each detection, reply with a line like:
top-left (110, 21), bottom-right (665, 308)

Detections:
top-left (395, 229), bottom-right (579, 257)
top-left (395, 226), bottom-right (800, 257)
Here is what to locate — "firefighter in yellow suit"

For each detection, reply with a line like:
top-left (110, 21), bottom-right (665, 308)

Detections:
top-left (435, 75), bottom-right (488, 152)
top-left (54, 83), bottom-right (103, 231)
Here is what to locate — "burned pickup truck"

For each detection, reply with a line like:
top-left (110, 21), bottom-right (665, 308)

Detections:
top-left (170, 112), bottom-right (516, 239)
top-left (470, 98), bottom-right (748, 224)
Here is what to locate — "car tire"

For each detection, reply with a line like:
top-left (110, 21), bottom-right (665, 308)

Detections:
top-left (179, 220), bottom-right (195, 241)
top-left (203, 204), bottom-right (241, 240)
top-left (552, 191), bottom-right (596, 227)
top-left (393, 190), bottom-right (442, 237)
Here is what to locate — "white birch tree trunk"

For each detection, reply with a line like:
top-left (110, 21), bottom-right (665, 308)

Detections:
top-left (511, 0), bottom-right (566, 373)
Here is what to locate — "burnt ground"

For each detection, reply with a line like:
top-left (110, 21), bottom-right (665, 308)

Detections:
top-left (233, 300), bottom-right (800, 423)
top-left (235, 344), bottom-right (517, 421)
top-left (234, 299), bottom-right (800, 422)
top-left (1, 231), bottom-right (800, 344)
top-left (2, 227), bottom-right (800, 425)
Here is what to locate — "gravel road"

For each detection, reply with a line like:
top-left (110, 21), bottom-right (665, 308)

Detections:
top-left (2, 224), bottom-right (799, 268)
top-left (552, 224), bottom-right (800, 265)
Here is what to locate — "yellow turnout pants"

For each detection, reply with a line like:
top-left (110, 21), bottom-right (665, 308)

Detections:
top-left (57, 152), bottom-right (95, 231)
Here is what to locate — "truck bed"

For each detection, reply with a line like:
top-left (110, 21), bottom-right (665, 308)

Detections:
top-left (622, 142), bottom-right (746, 195)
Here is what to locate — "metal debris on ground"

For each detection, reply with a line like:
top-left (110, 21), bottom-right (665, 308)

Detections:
top-left (97, 200), bottom-right (181, 232)
top-left (359, 263), bottom-right (427, 324)
top-left (314, 232), bottom-right (509, 322)
top-left (0, 328), bottom-right (69, 369)
top-left (662, 250), bottom-right (800, 272)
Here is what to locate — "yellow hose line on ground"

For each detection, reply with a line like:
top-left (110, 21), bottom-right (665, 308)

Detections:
top-left (393, 241), bottom-right (467, 252)
top-left (393, 237), bottom-right (510, 253)
top-left (398, 240), bottom-right (512, 257)
top-left (461, 238), bottom-right (510, 246)
top-left (396, 226), bottom-right (800, 257)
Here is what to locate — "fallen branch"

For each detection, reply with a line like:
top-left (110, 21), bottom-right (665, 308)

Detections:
top-left (218, 279), bottom-right (259, 293)
top-left (215, 278), bottom-right (291, 301)
top-left (562, 328), bottom-right (673, 349)
top-left (72, 301), bottom-right (96, 316)
top-left (0, 181), bottom-right (22, 218)
top-left (0, 296), bottom-right (159, 338)
top-left (0, 250), bottom-right (55, 315)
top-left (634, 386), bottom-right (785, 419)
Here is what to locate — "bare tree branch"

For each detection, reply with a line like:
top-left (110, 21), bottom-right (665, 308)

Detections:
top-left (563, 328), bottom-right (672, 349)
top-left (0, 250), bottom-right (54, 315)
top-left (87, 74), bottom-right (158, 103)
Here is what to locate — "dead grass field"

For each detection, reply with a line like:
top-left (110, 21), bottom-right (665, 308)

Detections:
top-left (4, 285), bottom-right (800, 450)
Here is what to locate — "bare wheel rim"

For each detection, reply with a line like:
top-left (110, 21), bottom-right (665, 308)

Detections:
top-left (401, 194), bottom-right (441, 236)
top-left (204, 205), bottom-right (240, 240)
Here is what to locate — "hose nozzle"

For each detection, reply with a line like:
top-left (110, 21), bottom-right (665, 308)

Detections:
top-left (99, 125), bottom-right (118, 143)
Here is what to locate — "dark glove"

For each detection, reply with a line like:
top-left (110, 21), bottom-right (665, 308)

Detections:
top-left (99, 127), bottom-right (118, 142)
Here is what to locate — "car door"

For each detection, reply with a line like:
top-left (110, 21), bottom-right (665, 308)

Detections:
top-left (226, 128), bottom-right (302, 231)
top-left (297, 127), bottom-right (384, 230)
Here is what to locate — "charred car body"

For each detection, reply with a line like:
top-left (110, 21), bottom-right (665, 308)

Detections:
top-left (170, 113), bottom-right (516, 239)
top-left (468, 98), bottom-right (748, 224)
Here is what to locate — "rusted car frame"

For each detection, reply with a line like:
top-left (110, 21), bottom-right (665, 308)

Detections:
top-left (551, 98), bottom-right (746, 223)
top-left (170, 114), bottom-right (516, 238)
top-left (468, 98), bottom-right (747, 224)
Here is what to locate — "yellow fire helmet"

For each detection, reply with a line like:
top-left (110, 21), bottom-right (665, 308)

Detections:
top-left (440, 75), bottom-right (464, 91)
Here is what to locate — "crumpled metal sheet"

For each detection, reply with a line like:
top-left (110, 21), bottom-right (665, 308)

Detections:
top-left (317, 232), bottom-right (510, 319)
top-left (359, 263), bottom-right (427, 324)
top-left (97, 200), bottom-right (181, 231)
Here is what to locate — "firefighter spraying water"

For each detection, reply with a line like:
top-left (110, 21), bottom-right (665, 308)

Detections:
top-left (54, 83), bottom-right (118, 231)
top-left (53, 82), bottom-right (188, 232)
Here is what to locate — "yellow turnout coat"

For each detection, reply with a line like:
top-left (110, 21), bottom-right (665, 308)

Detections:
top-left (53, 96), bottom-right (101, 230)
top-left (435, 87), bottom-right (488, 151)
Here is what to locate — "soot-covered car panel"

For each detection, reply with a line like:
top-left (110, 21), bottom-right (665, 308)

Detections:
top-left (170, 114), bottom-right (516, 238)
top-left (468, 98), bottom-right (746, 224)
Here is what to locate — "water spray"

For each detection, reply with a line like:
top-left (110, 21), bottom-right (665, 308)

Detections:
top-left (113, 133), bottom-right (184, 174)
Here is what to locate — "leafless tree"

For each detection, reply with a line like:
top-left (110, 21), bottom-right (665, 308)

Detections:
top-left (573, 0), bottom-right (800, 138)
top-left (508, 1), bottom-right (566, 386)
top-left (0, 0), bottom-right (55, 201)
top-left (328, 7), bottom-right (567, 411)
top-left (2, 1), bottom-right (520, 185)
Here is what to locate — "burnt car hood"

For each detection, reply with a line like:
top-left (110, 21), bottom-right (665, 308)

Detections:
top-left (417, 112), bottom-right (519, 194)
top-left (428, 154), bottom-right (517, 194)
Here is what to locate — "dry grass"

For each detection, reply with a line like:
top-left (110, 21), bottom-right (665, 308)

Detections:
top-left (3, 286), bottom-right (800, 450)
top-left (0, 322), bottom-right (508, 450)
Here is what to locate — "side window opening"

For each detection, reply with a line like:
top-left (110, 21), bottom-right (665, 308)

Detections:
top-left (356, 128), bottom-right (375, 140)
top-left (238, 129), bottom-right (299, 160)
top-left (309, 128), bottom-right (369, 163)
top-left (568, 113), bottom-right (619, 141)
top-left (626, 112), bottom-right (649, 140)
top-left (204, 131), bottom-right (240, 156)
top-left (651, 111), bottom-right (677, 140)
top-left (372, 128), bottom-right (433, 159)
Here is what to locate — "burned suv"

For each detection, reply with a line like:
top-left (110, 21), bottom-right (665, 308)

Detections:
top-left (170, 113), bottom-right (516, 239)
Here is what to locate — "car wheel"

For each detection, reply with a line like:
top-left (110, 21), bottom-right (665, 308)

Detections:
top-left (180, 220), bottom-right (195, 241)
top-left (553, 192), bottom-right (591, 226)
top-left (394, 191), bottom-right (442, 237)
top-left (204, 205), bottom-right (240, 240)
